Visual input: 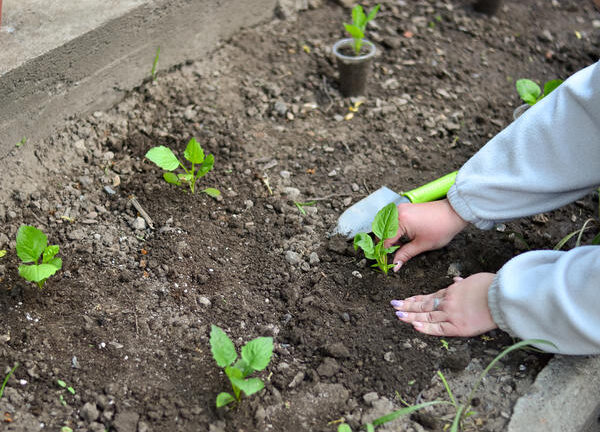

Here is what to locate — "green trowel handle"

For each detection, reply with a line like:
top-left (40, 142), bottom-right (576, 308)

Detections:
top-left (402, 171), bottom-right (457, 203)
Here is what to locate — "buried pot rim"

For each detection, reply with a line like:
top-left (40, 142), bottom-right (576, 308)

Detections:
top-left (332, 38), bottom-right (376, 63)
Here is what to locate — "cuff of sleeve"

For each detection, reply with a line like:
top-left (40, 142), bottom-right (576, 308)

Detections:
top-left (487, 270), bottom-right (516, 337)
top-left (447, 184), bottom-right (495, 230)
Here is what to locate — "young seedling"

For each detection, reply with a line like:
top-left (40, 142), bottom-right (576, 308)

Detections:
top-left (294, 201), bottom-right (316, 215)
top-left (16, 137), bottom-right (26, 147)
top-left (151, 47), bottom-right (160, 82)
top-left (210, 325), bottom-right (273, 408)
top-left (57, 379), bottom-right (76, 406)
top-left (16, 225), bottom-right (62, 289)
top-left (0, 250), bottom-right (6, 258)
top-left (0, 363), bottom-right (19, 400)
top-left (145, 137), bottom-right (221, 196)
top-left (336, 339), bottom-right (554, 432)
top-left (344, 4), bottom-right (381, 56)
top-left (353, 203), bottom-right (400, 275)
top-left (516, 78), bottom-right (563, 106)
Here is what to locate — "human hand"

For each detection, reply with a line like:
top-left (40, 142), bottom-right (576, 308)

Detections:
top-left (390, 273), bottom-right (498, 337)
top-left (383, 199), bottom-right (468, 271)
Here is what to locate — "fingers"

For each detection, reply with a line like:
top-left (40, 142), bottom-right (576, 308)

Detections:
top-left (412, 321), bottom-right (461, 337)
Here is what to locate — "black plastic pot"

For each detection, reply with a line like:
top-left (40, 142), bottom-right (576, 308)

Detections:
top-left (473, 0), bottom-right (502, 15)
top-left (332, 38), bottom-right (376, 97)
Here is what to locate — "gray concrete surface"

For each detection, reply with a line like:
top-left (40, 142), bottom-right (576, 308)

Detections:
top-left (0, 0), bottom-right (275, 161)
top-left (509, 355), bottom-right (600, 432)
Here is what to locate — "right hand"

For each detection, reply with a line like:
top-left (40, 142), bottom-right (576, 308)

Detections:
top-left (383, 199), bottom-right (468, 271)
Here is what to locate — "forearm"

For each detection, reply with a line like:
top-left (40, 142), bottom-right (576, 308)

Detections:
top-left (448, 61), bottom-right (600, 229)
top-left (488, 246), bottom-right (600, 354)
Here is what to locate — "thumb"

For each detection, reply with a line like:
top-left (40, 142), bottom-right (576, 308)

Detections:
top-left (392, 241), bottom-right (426, 268)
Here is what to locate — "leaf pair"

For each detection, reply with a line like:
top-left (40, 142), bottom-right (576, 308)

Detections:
top-left (353, 203), bottom-right (400, 275)
top-left (344, 4), bottom-right (380, 55)
top-left (145, 137), bottom-right (220, 196)
top-left (210, 325), bottom-right (274, 408)
top-left (516, 78), bottom-right (563, 106)
top-left (16, 225), bottom-right (62, 289)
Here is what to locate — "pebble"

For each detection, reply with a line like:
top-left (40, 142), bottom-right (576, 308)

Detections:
top-left (285, 250), bottom-right (302, 265)
top-left (363, 392), bottom-right (379, 404)
top-left (80, 402), bottom-right (100, 422)
top-left (308, 252), bottom-right (320, 264)
top-left (68, 229), bottom-right (86, 241)
top-left (130, 217), bottom-right (147, 230)
top-left (447, 262), bottom-right (462, 277)
top-left (281, 187), bottom-right (301, 201)
top-left (316, 357), bottom-right (340, 377)
top-left (103, 186), bottom-right (116, 196)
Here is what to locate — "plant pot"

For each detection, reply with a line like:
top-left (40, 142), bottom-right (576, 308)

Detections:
top-left (473, 0), bottom-right (502, 15)
top-left (332, 38), bottom-right (376, 97)
top-left (513, 103), bottom-right (530, 120)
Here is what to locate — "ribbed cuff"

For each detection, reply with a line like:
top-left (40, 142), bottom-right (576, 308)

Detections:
top-left (446, 183), bottom-right (495, 230)
top-left (487, 270), bottom-right (516, 337)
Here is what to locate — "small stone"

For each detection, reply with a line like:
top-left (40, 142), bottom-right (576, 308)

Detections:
top-left (130, 217), bottom-right (146, 230)
top-left (447, 262), bottom-right (462, 277)
top-left (328, 170), bottom-right (337, 177)
top-left (113, 411), bottom-right (140, 432)
top-left (103, 185), bottom-right (116, 195)
top-left (68, 229), bottom-right (86, 241)
top-left (383, 352), bottom-right (394, 362)
top-left (285, 250), bottom-right (302, 265)
top-left (325, 342), bottom-right (351, 358)
top-left (352, 270), bottom-right (362, 279)
top-left (198, 296), bottom-right (211, 306)
top-left (308, 252), bottom-right (320, 264)
top-left (351, 183), bottom-right (360, 192)
top-left (288, 371), bottom-right (305, 388)
top-left (363, 392), bottom-right (379, 405)
top-left (281, 187), bottom-right (301, 201)
top-left (280, 170), bottom-right (291, 179)
top-left (80, 402), bottom-right (100, 422)
top-left (274, 100), bottom-right (288, 116)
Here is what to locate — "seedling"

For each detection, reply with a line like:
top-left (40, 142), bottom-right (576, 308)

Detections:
top-left (0, 250), bottom-right (6, 258)
top-left (516, 78), bottom-right (563, 106)
top-left (151, 47), bottom-right (160, 82)
top-left (294, 201), bottom-right (316, 215)
top-left (344, 4), bottom-right (381, 56)
top-left (57, 379), bottom-right (75, 406)
top-left (210, 325), bottom-right (273, 408)
top-left (554, 187), bottom-right (600, 250)
top-left (16, 137), bottom-right (26, 147)
top-left (0, 363), bottom-right (19, 399)
top-left (16, 225), bottom-right (62, 289)
top-left (353, 203), bottom-right (400, 275)
top-left (335, 339), bottom-right (554, 431)
top-left (145, 137), bottom-right (221, 196)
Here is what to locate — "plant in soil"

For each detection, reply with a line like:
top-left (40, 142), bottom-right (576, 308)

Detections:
top-left (353, 202), bottom-right (400, 275)
top-left (554, 187), bottom-right (600, 250)
top-left (516, 78), bottom-right (563, 105)
top-left (0, 363), bottom-right (19, 400)
top-left (16, 225), bottom-right (62, 289)
top-left (0, 249), bottom-right (6, 258)
top-left (151, 46), bottom-right (160, 82)
top-left (145, 137), bottom-right (221, 196)
top-left (209, 325), bottom-right (274, 408)
top-left (336, 339), bottom-right (554, 431)
top-left (294, 200), bottom-right (316, 215)
top-left (344, 4), bottom-right (380, 55)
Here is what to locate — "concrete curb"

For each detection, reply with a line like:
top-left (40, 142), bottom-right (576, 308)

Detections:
top-left (509, 355), bottom-right (600, 432)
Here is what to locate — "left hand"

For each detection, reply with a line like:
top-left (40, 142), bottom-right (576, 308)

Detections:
top-left (390, 273), bottom-right (498, 337)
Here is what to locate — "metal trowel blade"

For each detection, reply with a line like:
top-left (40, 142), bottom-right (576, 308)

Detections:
top-left (332, 186), bottom-right (410, 239)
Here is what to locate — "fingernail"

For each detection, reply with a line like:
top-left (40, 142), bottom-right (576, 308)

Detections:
top-left (395, 311), bottom-right (407, 318)
top-left (390, 300), bottom-right (404, 308)
top-left (393, 261), bottom-right (403, 272)
top-left (412, 321), bottom-right (423, 328)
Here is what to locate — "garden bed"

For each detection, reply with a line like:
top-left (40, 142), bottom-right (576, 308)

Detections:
top-left (1, 1), bottom-right (599, 431)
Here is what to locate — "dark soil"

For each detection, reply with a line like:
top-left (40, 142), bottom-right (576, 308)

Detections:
top-left (1, 1), bottom-right (599, 431)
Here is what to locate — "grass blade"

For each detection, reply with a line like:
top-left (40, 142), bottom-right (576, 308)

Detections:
top-left (0, 363), bottom-right (19, 399)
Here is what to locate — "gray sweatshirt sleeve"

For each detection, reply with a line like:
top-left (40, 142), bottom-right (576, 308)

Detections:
top-left (446, 61), bottom-right (600, 354)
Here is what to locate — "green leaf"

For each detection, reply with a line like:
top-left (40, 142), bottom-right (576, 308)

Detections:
top-left (57, 380), bottom-right (67, 388)
top-left (61, 427), bottom-right (73, 432)
top-left (372, 401), bottom-right (453, 426)
top-left (366, 425), bottom-right (375, 432)
top-left (365, 4), bottom-right (380, 24)
top-left (178, 173), bottom-right (193, 183)
top-left (353, 232), bottom-right (375, 258)
top-left (543, 79), bottom-right (563, 97)
top-left (184, 137), bottom-right (205, 164)
top-left (16, 225), bottom-right (47, 263)
top-left (344, 23), bottom-right (364, 41)
top-left (18, 263), bottom-right (61, 283)
top-left (227, 362), bottom-right (246, 379)
top-left (145, 146), bottom-right (180, 171)
top-left (197, 154), bottom-right (215, 177)
top-left (338, 424), bottom-right (353, 432)
top-left (203, 188), bottom-right (221, 198)
top-left (210, 325), bottom-right (237, 367)
top-left (216, 392), bottom-right (236, 408)
top-left (372, 203), bottom-right (399, 241)
top-left (241, 337), bottom-right (273, 371)
top-left (0, 250), bottom-right (6, 258)
top-left (384, 245), bottom-right (400, 254)
top-left (230, 377), bottom-right (264, 397)
top-left (163, 172), bottom-right (181, 185)
top-left (351, 5), bottom-right (364, 28)
top-left (516, 79), bottom-right (541, 106)
top-left (42, 245), bottom-right (59, 263)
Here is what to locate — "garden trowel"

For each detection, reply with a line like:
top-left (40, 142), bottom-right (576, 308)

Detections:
top-left (333, 171), bottom-right (457, 238)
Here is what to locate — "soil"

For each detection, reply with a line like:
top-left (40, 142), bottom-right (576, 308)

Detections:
top-left (1, 1), bottom-right (599, 431)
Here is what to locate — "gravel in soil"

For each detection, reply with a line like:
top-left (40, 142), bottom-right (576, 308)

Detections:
top-left (1, 1), bottom-right (599, 431)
